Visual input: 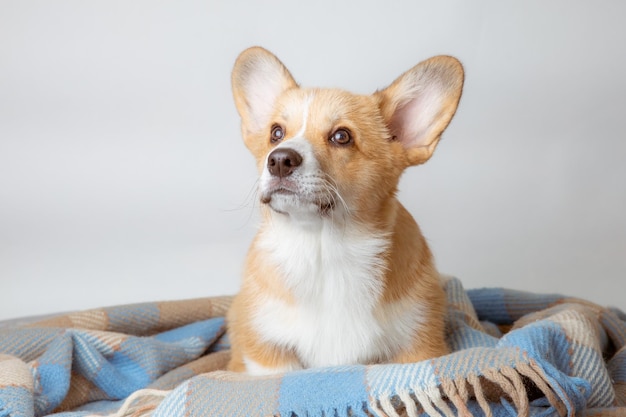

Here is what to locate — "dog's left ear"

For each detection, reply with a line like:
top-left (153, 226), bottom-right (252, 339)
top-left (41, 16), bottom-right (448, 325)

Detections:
top-left (376, 56), bottom-right (464, 166)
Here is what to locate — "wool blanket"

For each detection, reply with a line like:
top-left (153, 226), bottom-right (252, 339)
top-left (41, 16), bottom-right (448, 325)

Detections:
top-left (1, 277), bottom-right (625, 417)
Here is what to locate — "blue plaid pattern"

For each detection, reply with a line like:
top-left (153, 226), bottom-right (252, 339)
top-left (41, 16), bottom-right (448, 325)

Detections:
top-left (1, 279), bottom-right (625, 417)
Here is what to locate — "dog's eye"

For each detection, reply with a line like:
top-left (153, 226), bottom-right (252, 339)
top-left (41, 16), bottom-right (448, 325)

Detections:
top-left (329, 128), bottom-right (352, 146)
top-left (270, 125), bottom-right (285, 143)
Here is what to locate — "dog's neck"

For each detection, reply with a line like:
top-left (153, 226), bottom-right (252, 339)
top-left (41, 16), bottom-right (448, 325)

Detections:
top-left (257, 198), bottom-right (402, 302)
top-left (259, 212), bottom-right (390, 298)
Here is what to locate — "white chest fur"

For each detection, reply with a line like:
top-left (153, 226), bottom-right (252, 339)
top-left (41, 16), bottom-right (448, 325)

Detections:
top-left (251, 216), bottom-right (425, 369)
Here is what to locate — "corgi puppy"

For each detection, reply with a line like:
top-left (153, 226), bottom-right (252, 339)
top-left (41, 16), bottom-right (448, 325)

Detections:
top-left (227, 47), bottom-right (464, 374)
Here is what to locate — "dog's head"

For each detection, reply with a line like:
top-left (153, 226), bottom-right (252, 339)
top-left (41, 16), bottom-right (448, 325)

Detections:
top-left (232, 47), bottom-right (463, 222)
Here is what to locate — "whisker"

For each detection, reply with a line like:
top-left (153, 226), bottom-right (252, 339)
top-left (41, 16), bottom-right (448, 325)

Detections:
top-left (323, 175), bottom-right (350, 215)
top-left (221, 178), bottom-right (260, 213)
top-left (220, 178), bottom-right (261, 230)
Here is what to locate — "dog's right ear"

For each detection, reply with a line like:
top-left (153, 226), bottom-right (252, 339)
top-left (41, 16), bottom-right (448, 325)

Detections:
top-left (232, 47), bottom-right (298, 137)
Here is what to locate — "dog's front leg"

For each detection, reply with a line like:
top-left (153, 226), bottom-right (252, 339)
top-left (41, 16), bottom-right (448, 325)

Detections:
top-left (228, 337), bottom-right (302, 375)
top-left (228, 323), bottom-right (302, 375)
top-left (392, 311), bottom-right (450, 365)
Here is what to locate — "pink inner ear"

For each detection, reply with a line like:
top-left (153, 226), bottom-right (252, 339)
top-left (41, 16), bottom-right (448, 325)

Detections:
top-left (391, 86), bottom-right (442, 150)
top-left (239, 54), bottom-right (295, 132)
top-left (245, 72), bottom-right (286, 132)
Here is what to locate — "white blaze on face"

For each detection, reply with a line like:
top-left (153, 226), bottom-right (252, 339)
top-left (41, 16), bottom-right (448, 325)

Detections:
top-left (293, 94), bottom-right (313, 138)
top-left (259, 94), bottom-right (326, 217)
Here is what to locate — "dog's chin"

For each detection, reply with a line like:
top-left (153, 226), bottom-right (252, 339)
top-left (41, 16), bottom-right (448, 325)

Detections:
top-left (261, 191), bottom-right (336, 217)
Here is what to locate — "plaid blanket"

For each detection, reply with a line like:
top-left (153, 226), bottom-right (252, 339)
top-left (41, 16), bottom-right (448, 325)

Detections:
top-left (1, 277), bottom-right (625, 417)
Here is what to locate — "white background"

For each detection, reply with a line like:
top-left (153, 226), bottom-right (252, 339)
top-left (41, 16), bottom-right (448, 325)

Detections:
top-left (1, 1), bottom-right (625, 320)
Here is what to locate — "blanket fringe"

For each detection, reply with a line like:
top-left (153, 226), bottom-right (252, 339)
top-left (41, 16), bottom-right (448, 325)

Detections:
top-left (516, 362), bottom-right (568, 416)
top-left (95, 362), bottom-right (569, 417)
top-left (441, 378), bottom-right (472, 417)
top-left (377, 395), bottom-right (402, 417)
top-left (413, 389), bottom-right (442, 417)
top-left (468, 373), bottom-right (493, 417)
top-left (397, 390), bottom-right (419, 417)
top-left (368, 363), bottom-right (567, 417)
top-left (98, 389), bottom-right (170, 417)
top-left (486, 367), bottom-right (527, 415)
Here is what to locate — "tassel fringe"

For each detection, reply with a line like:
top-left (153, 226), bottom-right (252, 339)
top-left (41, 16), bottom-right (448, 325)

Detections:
top-left (98, 389), bottom-right (171, 417)
top-left (366, 362), bottom-right (570, 417)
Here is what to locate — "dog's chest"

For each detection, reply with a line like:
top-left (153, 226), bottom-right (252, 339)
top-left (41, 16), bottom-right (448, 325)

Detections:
top-left (254, 221), bottom-right (414, 367)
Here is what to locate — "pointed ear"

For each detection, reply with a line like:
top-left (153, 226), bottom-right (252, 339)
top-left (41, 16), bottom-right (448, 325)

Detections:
top-left (231, 47), bottom-right (298, 135)
top-left (376, 56), bottom-right (464, 165)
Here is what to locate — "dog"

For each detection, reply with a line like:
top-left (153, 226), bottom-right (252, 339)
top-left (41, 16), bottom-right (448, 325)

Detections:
top-left (227, 47), bottom-right (464, 374)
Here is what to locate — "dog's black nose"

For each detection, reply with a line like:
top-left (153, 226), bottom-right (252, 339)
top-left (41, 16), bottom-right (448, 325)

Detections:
top-left (267, 148), bottom-right (303, 178)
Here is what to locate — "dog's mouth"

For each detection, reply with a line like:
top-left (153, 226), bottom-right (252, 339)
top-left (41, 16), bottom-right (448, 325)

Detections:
top-left (260, 187), bottom-right (295, 205)
top-left (260, 186), bottom-right (337, 215)
top-left (318, 200), bottom-right (336, 214)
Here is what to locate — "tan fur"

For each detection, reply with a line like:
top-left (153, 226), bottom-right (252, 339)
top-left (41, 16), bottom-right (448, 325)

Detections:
top-left (227, 47), bottom-right (464, 372)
